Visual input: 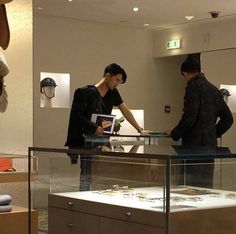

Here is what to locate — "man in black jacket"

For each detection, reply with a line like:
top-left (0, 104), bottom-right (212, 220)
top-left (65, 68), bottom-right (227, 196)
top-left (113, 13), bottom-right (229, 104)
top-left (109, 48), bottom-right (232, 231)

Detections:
top-left (66, 63), bottom-right (144, 147)
top-left (170, 58), bottom-right (233, 187)
top-left (65, 63), bottom-right (145, 190)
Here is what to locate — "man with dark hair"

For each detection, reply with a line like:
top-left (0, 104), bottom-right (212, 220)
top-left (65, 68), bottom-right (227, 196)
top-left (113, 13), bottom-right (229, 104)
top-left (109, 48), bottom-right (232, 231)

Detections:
top-left (170, 58), bottom-right (233, 187)
top-left (103, 63), bottom-right (127, 84)
top-left (66, 63), bottom-right (143, 147)
top-left (65, 63), bottom-right (145, 190)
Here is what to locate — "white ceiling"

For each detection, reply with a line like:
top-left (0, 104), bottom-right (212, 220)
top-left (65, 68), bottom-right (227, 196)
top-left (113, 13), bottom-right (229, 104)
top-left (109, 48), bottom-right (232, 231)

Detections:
top-left (34, 0), bottom-right (236, 30)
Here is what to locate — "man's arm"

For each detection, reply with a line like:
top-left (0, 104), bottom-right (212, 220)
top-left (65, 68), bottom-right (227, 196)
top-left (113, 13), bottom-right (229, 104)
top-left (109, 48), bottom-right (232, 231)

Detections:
top-left (118, 102), bottom-right (143, 133)
top-left (70, 88), bottom-right (98, 134)
top-left (216, 99), bottom-right (233, 137)
top-left (171, 84), bottom-right (200, 141)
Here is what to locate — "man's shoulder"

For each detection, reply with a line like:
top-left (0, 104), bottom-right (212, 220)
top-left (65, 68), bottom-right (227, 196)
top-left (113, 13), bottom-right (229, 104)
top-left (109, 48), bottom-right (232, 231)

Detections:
top-left (75, 85), bottom-right (95, 94)
top-left (197, 76), bottom-right (219, 91)
top-left (189, 75), bottom-right (210, 87)
top-left (107, 88), bottom-right (120, 95)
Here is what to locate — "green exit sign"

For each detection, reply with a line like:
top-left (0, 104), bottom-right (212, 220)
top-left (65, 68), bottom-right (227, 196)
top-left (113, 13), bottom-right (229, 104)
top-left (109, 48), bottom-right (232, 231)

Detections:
top-left (166, 39), bottom-right (181, 49)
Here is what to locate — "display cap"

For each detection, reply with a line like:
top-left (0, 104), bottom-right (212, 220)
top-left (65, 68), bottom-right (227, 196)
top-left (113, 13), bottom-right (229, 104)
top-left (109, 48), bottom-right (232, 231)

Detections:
top-left (220, 88), bottom-right (231, 97)
top-left (40, 77), bottom-right (57, 93)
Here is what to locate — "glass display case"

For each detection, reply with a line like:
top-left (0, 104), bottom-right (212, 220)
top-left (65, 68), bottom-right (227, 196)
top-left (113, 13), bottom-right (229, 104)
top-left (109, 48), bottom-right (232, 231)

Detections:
top-left (29, 144), bottom-right (236, 234)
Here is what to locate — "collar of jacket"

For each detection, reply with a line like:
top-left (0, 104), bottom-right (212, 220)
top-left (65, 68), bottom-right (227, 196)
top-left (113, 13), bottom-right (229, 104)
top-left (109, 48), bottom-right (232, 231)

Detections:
top-left (188, 72), bottom-right (205, 83)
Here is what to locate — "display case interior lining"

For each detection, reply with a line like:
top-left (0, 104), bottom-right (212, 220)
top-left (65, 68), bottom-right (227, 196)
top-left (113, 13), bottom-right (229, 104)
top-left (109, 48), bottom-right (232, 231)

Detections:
top-left (52, 186), bottom-right (236, 212)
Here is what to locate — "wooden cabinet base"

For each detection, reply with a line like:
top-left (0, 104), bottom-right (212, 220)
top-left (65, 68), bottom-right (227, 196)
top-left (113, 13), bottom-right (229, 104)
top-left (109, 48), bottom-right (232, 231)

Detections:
top-left (0, 205), bottom-right (37, 234)
top-left (100, 217), bottom-right (165, 234)
top-left (171, 207), bottom-right (236, 234)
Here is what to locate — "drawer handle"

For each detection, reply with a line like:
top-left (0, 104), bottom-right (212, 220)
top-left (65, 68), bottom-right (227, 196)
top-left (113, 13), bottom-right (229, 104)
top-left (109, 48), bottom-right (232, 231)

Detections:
top-left (68, 202), bottom-right (74, 206)
top-left (125, 211), bottom-right (131, 217)
top-left (67, 223), bottom-right (75, 228)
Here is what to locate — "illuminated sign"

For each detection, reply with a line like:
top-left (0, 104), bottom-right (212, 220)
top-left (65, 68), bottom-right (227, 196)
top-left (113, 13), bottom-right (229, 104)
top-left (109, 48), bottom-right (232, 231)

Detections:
top-left (166, 39), bottom-right (181, 50)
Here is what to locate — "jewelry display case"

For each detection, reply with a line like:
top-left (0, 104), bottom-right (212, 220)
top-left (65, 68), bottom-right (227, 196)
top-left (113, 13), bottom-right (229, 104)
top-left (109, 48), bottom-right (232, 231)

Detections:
top-left (29, 144), bottom-right (236, 234)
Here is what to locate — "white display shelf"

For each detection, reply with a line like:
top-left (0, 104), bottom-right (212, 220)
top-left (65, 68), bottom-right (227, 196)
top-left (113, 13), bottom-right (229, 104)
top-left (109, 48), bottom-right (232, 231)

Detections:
top-left (53, 186), bottom-right (236, 213)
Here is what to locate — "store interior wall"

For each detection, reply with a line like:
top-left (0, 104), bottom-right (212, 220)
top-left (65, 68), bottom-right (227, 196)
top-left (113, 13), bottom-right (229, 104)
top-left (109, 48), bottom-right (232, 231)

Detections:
top-left (0, 0), bottom-right (32, 155)
top-left (35, 14), bottom-right (236, 149)
top-left (153, 17), bottom-right (236, 58)
top-left (32, 7), bottom-right (236, 207)
top-left (201, 48), bottom-right (236, 148)
top-left (153, 17), bottom-right (236, 148)
top-left (32, 15), bottom-right (187, 208)
top-left (33, 14), bottom-right (185, 148)
top-left (0, 1), bottom-right (235, 217)
top-left (0, 3), bottom-right (233, 158)
top-left (201, 49), bottom-right (236, 190)
top-left (154, 56), bottom-right (186, 132)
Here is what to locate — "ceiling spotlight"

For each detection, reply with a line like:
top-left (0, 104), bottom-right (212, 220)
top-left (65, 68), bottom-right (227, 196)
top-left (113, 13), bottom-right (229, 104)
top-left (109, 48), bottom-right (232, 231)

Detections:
top-left (133, 7), bottom-right (139, 12)
top-left (185, 16), bottom-right (194, 20)
top-left (144, 23), bottom-right (150, 27)
top-left (68, 0), bottom-right (73, 2)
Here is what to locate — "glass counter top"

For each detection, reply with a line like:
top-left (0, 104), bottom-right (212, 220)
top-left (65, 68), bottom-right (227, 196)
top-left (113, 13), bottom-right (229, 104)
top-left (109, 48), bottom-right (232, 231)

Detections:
top-left (29, 144), bottom-right (236, 161)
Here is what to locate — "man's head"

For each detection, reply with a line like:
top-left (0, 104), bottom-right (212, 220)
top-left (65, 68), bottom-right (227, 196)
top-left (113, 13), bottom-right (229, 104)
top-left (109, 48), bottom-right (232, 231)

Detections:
top-left (103, 63), bottom-right (127, 90)
top-left (181, 58), bottom-right (201, 81)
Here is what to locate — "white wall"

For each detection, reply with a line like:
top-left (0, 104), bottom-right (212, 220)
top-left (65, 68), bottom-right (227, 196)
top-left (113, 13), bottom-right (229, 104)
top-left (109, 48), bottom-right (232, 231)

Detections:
top-left (154, 17), bottom-right (236, 57)
top-left (153, 17), bottom-right (236, 147)
top-left (154, 56), bottom-right (186, 131)
top-left (0, 0), bottom-right (32, 154)
top-left (33, 15), bottom-right (161, 147)
top-left (201, 49), bottom-right (236, 147)
top-left (2, 4), bottom-right (234, 153)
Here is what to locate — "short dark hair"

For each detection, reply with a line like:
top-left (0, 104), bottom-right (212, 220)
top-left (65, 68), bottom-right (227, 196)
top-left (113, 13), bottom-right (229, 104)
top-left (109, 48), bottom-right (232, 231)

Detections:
top-left (103, 63), bottom-right (127, 83)
top-left (181, 58), bottom-right (201, 74)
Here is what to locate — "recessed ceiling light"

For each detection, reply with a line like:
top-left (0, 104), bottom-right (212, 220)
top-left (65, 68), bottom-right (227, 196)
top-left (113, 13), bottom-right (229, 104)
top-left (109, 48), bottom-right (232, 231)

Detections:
top-left (68, 0), bottom-right (73, 2)
top-left (185, 16), bottom-right (194, 20)
top-left (144, 23), bottom-right (150, 27)
top-left (133, 7), bottom-right (139, 12)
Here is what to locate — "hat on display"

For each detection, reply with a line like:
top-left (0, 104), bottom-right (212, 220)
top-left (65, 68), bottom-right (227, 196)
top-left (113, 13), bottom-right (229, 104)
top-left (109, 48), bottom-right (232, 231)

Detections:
top-left (40, 77), bottom-right (57, 93)
top-left (220, 88), bottom-right (231, 97)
